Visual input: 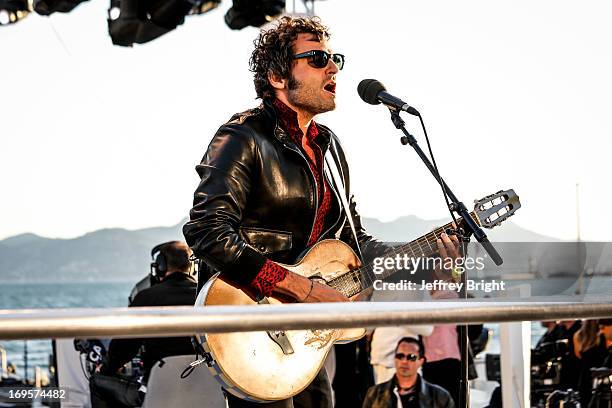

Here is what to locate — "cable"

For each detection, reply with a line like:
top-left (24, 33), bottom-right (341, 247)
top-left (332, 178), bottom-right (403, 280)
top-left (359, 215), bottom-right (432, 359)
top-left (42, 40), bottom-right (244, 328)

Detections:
top-left (416, 112), bottom-right (471, 408)
top-left (417, 114), bottom-right (461, 234)
top-left (78, 354), bottom-right (90, 381)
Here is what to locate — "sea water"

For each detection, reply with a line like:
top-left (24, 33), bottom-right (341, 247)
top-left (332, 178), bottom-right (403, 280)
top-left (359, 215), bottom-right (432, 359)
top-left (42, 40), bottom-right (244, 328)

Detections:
top-left (0, 281), bottom-right (133, 380)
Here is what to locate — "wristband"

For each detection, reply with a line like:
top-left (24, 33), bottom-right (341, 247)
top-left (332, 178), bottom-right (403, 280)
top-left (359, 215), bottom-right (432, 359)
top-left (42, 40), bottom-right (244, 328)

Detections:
top-left (300, 279), bottom-right (314, 302)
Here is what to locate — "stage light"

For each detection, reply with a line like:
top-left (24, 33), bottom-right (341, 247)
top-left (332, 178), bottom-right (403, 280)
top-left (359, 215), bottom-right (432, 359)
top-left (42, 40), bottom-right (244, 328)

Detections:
top-left (33, 0), bottom-right (89, 16)
top-left (0, 0), bottom-right (30, 26)
top-left (189, 0), bottom-right (220, 16)
top-left (107, 0), bottom-right (220, 46)
top-left (225, 0), bottom-right (285, 30)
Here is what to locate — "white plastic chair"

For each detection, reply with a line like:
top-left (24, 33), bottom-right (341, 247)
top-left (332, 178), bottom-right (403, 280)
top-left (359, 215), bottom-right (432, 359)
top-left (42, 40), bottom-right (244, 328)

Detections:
top-left (142, 355), bottom-right (225, 408)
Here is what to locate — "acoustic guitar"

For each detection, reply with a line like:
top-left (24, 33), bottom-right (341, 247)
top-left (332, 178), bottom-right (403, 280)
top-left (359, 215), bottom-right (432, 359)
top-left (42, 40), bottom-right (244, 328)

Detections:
top-left (193, 189), bottom-right (521, 401)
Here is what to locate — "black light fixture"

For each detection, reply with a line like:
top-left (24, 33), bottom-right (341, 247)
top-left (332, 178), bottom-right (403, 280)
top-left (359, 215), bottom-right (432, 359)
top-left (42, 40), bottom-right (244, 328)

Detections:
top-left (189, 0), bottom-right (220, 16)
top-left (33, 0), bottom-right (89, 16)
top-left (225, 0), bottom-right (285, 30)
top-left (107, 0), bottom-right (220, 46)
top-left (0, 0), bottom-right (30, 26)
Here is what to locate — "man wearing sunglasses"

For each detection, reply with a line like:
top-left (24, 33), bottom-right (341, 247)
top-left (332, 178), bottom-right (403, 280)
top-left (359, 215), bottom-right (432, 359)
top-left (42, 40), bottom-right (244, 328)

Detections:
top-left (184, 15), bottom-right (389, 407)
top-left (185, 15), bottom-right (378, 309)
top-left (184, 14), bottom-right (461, 408)
top-left (363, 337), bottom-right (455, 408)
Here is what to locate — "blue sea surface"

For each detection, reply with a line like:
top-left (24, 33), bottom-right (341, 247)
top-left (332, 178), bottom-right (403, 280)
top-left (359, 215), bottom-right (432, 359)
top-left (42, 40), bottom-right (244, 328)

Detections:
top-left (0, 281), bottom-right (133, 381)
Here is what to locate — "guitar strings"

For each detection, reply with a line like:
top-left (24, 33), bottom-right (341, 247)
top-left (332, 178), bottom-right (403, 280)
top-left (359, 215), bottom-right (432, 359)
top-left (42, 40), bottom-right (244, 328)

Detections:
top-left (328, 211), bottom-right (482, 296)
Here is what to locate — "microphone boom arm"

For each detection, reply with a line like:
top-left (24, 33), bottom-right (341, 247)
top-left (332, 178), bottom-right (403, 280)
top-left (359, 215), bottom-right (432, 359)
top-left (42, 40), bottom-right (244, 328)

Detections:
top-left (388, 109), bottom-right (503, 266)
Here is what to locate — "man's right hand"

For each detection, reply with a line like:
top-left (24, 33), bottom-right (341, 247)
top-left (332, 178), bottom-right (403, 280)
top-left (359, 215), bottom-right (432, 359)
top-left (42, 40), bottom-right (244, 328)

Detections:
top-left (274, 271), bottom-right (349, 303)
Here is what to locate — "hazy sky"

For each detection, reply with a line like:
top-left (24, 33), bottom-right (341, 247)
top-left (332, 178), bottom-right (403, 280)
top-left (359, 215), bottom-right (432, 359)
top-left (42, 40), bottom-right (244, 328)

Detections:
top-left (1, 0), bottom-right (611, 241)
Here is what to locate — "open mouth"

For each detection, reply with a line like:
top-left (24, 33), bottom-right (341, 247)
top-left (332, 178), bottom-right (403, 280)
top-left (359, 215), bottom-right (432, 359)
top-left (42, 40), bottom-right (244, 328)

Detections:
top-left (324, 82), bottom-right (336, 94)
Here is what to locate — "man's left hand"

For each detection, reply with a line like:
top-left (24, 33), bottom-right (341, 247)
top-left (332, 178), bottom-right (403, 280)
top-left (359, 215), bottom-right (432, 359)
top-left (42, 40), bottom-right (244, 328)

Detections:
top-left (434, 232), bottom-right (462, 281)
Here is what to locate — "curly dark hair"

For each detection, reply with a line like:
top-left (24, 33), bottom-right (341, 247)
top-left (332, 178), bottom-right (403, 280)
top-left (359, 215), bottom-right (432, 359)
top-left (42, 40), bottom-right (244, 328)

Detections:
top-left (250, 16), bottom-right (330, 100)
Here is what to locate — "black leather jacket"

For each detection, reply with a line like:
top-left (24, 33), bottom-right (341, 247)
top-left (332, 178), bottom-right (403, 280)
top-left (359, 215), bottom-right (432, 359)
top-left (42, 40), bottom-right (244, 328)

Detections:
top-left (107, 272), bottom-right (197, 376)
top-left (362, 375), bottom-right (455, 408)
top-left (183, 100), bottom-right (386, 289)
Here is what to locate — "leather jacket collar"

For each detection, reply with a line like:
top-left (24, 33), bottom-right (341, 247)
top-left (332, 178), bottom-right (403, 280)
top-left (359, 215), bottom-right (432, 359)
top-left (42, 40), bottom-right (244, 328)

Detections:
top-left (261, 98), bottom-right (332, 152)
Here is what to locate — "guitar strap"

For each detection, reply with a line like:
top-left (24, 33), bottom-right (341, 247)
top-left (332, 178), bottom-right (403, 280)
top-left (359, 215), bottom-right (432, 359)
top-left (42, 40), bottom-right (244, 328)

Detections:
top-left (324, 148), bottom-right (364, 262)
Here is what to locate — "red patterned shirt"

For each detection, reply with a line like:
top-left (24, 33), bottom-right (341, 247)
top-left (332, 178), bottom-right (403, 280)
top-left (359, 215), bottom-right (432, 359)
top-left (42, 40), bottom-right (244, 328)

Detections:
top-left (248, 99), bottom-right (332, 298)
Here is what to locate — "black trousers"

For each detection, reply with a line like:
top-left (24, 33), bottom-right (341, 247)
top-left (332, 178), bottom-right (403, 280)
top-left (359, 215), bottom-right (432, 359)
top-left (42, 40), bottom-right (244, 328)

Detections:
top-left (422, 358), bottom-right (461, 407)
top-left (225, 369), bottom-right (333, 408)
top-left (89, 374), bottom-right (144, 408)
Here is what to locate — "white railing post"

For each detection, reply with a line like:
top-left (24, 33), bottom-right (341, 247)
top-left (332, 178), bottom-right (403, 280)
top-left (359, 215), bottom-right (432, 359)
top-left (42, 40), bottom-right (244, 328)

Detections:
top-left (500, 285), bottom-right (532, 408)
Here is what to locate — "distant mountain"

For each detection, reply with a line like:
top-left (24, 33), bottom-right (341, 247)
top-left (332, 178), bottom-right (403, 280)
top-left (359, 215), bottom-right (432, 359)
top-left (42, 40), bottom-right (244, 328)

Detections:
top-left (0, 217), bottom-right (558, 283)
top-left (360, 216), bottom-right (560, 243)
top-left (0, 223), bottom-right (184, 283)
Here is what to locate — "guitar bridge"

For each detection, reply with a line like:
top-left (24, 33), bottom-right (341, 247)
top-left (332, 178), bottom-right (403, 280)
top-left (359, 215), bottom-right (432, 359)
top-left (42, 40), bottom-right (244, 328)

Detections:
top-left (259, 297), bottom-right (294, 355)
top-left (267, 330), bottom-right (295, 355)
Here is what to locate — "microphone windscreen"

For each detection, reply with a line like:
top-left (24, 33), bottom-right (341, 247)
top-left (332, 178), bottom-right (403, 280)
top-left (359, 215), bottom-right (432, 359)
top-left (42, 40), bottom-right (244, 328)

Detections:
top-left (357, 79), bottom-right (386, 105)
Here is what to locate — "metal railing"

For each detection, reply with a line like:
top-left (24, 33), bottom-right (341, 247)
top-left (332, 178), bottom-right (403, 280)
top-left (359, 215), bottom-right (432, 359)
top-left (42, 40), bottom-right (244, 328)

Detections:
top-left (1, 298), bottom-right (612, 340)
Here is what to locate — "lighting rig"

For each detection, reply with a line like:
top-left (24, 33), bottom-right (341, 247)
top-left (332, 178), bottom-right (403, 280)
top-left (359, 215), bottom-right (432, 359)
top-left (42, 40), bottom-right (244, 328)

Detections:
top-left (1, 0), bottom-right (319, 46)
top-left (0, 0), bottom-right (30, 26)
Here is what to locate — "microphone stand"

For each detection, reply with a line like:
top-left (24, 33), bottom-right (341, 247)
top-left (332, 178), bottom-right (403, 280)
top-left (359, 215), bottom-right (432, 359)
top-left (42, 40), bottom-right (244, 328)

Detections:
top-left (387, 108), bottom-right (503, 408)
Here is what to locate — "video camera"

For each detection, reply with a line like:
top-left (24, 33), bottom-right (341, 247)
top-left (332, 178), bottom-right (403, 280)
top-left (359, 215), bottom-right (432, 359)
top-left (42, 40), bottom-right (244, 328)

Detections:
top-left (74, 339), bottom-right (108, 376)
top-left (589, 367), bottom-right (612, 408)
top-left (531, 339), bottom-right (569, 388)
top-left (545, 389), bottom-right (581, 408)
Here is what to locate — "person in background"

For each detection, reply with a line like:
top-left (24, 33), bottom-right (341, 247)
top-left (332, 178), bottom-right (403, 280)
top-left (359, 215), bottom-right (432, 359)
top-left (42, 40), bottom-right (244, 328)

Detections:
top-left (533, 320), bottom-right (582, 390)
top-left (536, 321), bottom-right (566, 348)
top-left (371, 326), bottom-right (434, 384)
top-left (583, 319), bottom-right (612, 408)
top-left (90, 241), bottom-right (197, 408)
top-left (574, 320), bottom-right (601, 359)
top-left (421, 288), bottom-right (460, 405)
top-left (574, 319), bottom-right (608, 407)
top-left (559, 320), bottom-right (582, 388)
top-left (363, 337), bottom-right (454, 408)
top-left (105, 241), bottom-right (197, 375)
top-left (599, 319), bottom-right (612, 367)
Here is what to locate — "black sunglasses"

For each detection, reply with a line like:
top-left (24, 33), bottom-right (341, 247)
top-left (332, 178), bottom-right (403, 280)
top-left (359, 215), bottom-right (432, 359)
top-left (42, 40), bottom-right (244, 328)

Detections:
top-left (293, 50), bottom-right (345, 70)
top-left (395, 353), bottom-right (420, 362)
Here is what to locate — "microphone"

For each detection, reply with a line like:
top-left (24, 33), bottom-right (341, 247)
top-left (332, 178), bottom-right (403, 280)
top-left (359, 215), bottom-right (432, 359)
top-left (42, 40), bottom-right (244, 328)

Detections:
top-left (357, 79), bottom-right (420, 116)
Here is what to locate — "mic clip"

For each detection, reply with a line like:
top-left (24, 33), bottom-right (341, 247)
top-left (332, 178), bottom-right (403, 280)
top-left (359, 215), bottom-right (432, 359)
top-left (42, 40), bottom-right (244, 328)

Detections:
top-left (389, 109), bottom-right (417, 146)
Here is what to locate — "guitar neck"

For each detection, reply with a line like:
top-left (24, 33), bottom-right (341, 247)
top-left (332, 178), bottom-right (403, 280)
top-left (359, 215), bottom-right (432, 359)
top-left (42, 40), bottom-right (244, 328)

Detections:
top-left (328, 212), bottom-right (480, 298)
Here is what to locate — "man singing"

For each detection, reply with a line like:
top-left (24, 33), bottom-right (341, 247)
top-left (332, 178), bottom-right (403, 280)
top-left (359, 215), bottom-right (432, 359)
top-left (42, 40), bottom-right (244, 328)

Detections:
top-left (183, 16), bottom-right (460, 407)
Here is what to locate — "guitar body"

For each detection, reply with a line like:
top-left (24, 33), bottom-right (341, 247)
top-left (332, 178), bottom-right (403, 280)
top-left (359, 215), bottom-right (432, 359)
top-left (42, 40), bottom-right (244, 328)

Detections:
top-left (194, 239), bottom-right (367, 402)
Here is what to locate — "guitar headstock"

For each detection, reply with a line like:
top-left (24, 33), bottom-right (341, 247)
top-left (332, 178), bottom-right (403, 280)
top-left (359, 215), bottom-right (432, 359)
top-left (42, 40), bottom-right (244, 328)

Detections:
top-left (473, 189), bottom-right (521, 229)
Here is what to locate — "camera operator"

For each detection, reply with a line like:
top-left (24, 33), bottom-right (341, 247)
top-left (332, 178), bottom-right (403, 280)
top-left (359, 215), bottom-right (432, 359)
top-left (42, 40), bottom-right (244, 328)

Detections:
top-left (534, 320), bottom-right (582, 389)
top-left (531, 320), bottom-right (582, 407)
top-left (536, 321), bottom-right (566, 348)
top-left (89, 241), bottom-right (197, 408)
